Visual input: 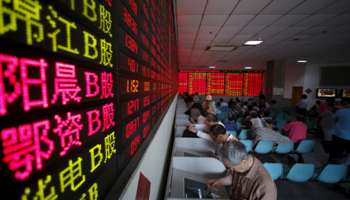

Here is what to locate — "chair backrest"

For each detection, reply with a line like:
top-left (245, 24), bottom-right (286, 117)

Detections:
top-left (238, 129), bottom-right (252, 140)
top-left (274, 119), bottom-right (287, 129)
top-left (275, 140), bottom-right (294, 154)
top-left (240, 140), bottom-right (252, 152)
top-left (263, 163), bottom-right (283, 180)
top-left (220, 106), bottom-right (228, 110)
top-left (286, 163), bottom-right (315, 182)
top-left (274, 112), bottom-right (285, 122)
top-left (254, 140), bottom-right (274, 154)
top-left (235, 122), bottom-right (242, 132)
top-left (226, 130), bottom-right (237, 137)
top-left (295, 140), bottom-right (315, 154)
top-left (269, 110), bottom-right (276, 119)
top-left (285, 115), bottom-right (294, 123)
top-left (317, 164), bottom-right (348, 183)
top-left (236, 117), bottom-right (244, 124)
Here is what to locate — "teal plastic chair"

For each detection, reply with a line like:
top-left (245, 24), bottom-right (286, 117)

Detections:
top-left (236, 117), bottom-right (244, 124)
top-left (274, 119), bottom-right (287, 129)
top-left (286, 163), bottom-right (315, 182)
top-left (295, 140), bottom-right (315, 154)
top-left (254, 140), bottom-right (274, 154)
top-left (226, 130), bottom-right (237, 137)
top-left (285, 115), bottom-right (294, 123)
top-left (217, 113), bottom-right (227, 122)
top-left (240, 140), bottom-right (253, 153)
top-left (275, 140), bottom-right (294, 154)
top-left (317, 164), bottom-right (347, 183)
top-left (263, 163), bottom-right (283, 180)
top-left (236, 122), bottom-right (242, 132)
top-left (238, 129), bottom-right (252, 140)
top-left (305, 120), bottom-right (315, 130)
top-left (274, 112), bottom-right (285, 122)
top-left (269, 110), bottom-right (276, 119)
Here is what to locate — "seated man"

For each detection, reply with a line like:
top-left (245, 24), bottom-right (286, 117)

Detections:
top-left (251, 119), bottom-right (290, 147)
top-left (189, 108), bottom-right (206, 124)
top-left (243, 111), bottom-right (263, 130)
top-left (186, 113), bottom-right (225, 141)
top-left (207, 140), bottom-right (277, 200)
top-left (223, 114), bottom-right (238, 132)
top-left (202, 95), bottom-right (216, 114)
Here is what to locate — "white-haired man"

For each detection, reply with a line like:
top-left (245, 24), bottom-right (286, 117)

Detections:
top-left (207, 140), bottom-right (277, 200)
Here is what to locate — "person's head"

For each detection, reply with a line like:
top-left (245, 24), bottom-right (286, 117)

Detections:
top-left (272, 100), bottom-right (276, 105)
top-left (316, 100), bottom-right (321, 105)
top-left (227, 113), bottom-right (237, 121)
top-left (294, 113), bottom-right (304, 122)
top-left (220, 140), bottom-right (249, 172)
top-left (195, 92), bottom-right (198, 95)
top-left (205, 113), bottom-right (218, 127)
top-left (190, 108), bottom-right (201, 119)
top-left (259, 102), bottom-right (266, 108)
top-left (302, 94), bottom-right (307, 99)
top-left (250, 111), bottom-right (258, 118)
top-left (205, 95), bottom-right (212, 103)
top-left (219, 98), bottom-right (223, 102)
top-left (209, 124), bottom-right (227, 144)
top-left (326, 98), bottom-right (335, 103)
top-left (247, 104), bottom-right (253, 110)
top-left (261, 109), bottom-right (270, 117)
top-left (264, 119), bottom-right (275, 128)
top-left (327, 102), bottom-right (334, 108)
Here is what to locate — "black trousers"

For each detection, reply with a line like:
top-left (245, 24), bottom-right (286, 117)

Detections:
top-left (328, 135), bottom-right (350, 163)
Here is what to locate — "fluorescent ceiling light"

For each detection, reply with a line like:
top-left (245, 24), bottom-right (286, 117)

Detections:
top-left (297, 60), bottom-right (307, 63)
top-left (209, 66), bottom-right (216, 68)
top-left (244, 67), bottom-right (252, 69)
top-left (243, 40), bottom-right (263, 46)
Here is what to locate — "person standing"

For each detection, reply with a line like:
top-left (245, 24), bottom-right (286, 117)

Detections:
top-left (296, 94), bottom-right (308, 115)
top-left (329, 98), bottom-right (350, 163)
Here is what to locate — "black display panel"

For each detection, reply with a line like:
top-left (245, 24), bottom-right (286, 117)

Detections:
top-left (316, 88), bottom-right (337, 98)
top-left (0, 0), bottom-right (178, 199)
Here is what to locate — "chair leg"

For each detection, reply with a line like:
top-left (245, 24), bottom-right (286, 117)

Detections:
top-left (297, 154), bottom-right (304, 163)
top-left (287, 155), bottom-right (296, 165)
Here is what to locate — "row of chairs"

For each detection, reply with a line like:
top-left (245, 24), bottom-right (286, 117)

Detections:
top-left (240, 139), bottom-right (316, 155)
top-left (263, 163), bottom-right (348, 183)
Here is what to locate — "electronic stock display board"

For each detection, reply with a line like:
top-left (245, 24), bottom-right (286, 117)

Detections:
top-left (0, 0), bottom-right (178, 199)
top-left (178, 70), bottom-right (264, 96)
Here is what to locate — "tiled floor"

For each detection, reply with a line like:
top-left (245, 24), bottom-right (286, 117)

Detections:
top-left (254, 133), bottom-right (350, 200)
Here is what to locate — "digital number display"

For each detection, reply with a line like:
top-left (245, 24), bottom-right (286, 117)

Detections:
top-left (179, 70), bottom-right (264, 96)
top-left (0, 0), bottom-right (178, 199)
top-left (207, 73), bottom-right (225, 95)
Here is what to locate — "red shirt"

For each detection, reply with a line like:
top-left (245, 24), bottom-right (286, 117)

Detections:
top-left (283, 121), bottom-right (307, 143)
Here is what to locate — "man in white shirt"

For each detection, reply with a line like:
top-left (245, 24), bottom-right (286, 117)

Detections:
top-left (296, 94), bottom-right (308, 114)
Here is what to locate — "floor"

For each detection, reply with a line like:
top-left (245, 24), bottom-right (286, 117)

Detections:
top-left (254, 133), bottom-right (350, 200)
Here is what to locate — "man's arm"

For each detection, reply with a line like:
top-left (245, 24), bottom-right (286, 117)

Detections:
top-left (207, 173), bottom-right (232, 188)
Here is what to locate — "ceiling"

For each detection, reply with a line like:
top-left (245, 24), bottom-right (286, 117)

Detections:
top-left (174, 0), bottom-right (350, 71)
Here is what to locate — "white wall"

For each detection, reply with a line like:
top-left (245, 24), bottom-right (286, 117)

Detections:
top-left (119, 97), bottom-right (177, 200)
top-left (303, 63), bottom-right (350, 109)
top-left (283, 65), bottom-right (305, 99)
